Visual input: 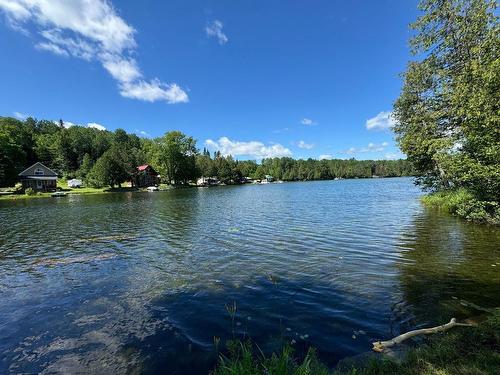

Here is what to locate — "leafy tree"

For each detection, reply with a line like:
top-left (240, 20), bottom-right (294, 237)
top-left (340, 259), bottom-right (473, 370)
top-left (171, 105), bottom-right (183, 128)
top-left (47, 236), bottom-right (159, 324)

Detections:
top-left (151, 131), bottom-right (198, 184)
top-left (393, 0), bottom-right (499, 203)
top-left (86, 147), bottom-right (132, 188)
top-left (0, 119), bottom-right (26, 186)
top-left (77, 153), bottom-right (94, 179)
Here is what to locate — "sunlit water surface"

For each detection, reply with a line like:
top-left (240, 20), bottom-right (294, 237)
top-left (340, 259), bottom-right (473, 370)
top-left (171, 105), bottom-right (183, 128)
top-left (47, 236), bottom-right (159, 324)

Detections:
top-left (0, 178), bottom-right (499, 374)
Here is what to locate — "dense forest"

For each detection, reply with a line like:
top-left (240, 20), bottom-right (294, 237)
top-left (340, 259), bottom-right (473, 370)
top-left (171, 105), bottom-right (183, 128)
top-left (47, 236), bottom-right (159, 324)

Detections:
top-left (0, 116), bottom-right (414, 188)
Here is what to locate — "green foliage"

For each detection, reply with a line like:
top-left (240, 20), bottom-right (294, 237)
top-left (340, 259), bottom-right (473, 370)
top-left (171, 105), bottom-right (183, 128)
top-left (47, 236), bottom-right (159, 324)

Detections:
top-left (0, 118), bottom-right (28, 186)
top-left (196, 155), bottom-right (414, 184)
top-left (1, 116), bottom-right (413, 189)
top-left (24, 187), bottom-right (35, 196)
top-left (148, 131), bottom-right (198, 184)
top-left (213, 340), bottom-right (329, 375)
top-left (86, 147), bottom-right (133, 188)
top-left (394, 0), bottom-right (499, 221)
top-left (77, 153), bottom-right (94, 179)
top-left (422, 189), bottom-right (500, 224)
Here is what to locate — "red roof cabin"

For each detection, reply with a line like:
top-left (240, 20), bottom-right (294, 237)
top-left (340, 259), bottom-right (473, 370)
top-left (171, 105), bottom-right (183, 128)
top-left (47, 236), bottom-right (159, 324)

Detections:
top-left (135, 164), bottom-right (160, 187)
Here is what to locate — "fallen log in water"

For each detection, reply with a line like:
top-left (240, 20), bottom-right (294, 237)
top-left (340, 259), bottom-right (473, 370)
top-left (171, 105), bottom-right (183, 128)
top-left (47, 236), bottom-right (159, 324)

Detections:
top-left (372, 318), bottom-right (476, 352)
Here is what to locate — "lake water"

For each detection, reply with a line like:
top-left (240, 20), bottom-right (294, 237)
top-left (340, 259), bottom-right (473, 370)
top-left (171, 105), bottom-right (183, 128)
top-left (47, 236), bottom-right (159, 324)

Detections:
top-left (0, 177), bottom-right (499, 374)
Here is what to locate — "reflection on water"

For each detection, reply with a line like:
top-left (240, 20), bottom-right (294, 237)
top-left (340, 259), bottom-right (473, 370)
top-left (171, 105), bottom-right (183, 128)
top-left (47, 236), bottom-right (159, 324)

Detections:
top-left (0, 178), bottom-right (498, 374)
top-left (396, 209), bottom-right (500, 328)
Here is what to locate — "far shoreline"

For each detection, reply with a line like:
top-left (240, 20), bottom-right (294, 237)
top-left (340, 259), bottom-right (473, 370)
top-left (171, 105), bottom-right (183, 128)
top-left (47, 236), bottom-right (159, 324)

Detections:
top-left (0, 176), bottom-right (415, 202)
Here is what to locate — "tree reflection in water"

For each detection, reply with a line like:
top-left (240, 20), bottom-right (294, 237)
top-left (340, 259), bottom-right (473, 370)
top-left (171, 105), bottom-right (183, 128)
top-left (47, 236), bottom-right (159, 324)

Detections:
top-left (395, 208), bottom-right (500, 328)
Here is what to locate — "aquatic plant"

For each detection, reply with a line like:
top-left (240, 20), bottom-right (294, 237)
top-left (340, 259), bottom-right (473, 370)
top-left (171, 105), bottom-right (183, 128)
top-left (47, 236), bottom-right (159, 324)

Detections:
top-left (226, 301), bottom-right (237, 338)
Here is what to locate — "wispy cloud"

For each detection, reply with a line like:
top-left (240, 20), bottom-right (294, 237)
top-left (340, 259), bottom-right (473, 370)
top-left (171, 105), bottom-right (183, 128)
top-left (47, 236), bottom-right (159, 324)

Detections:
top-left (0, 0), bottom-right (188, 104)
top-left (273, 127), bottom-right (290, 134)
top-left (319, 154), bottom-right (333, 160)
top-left (205, 20), bottom-right (228, 45)
top-left (13, 111), bottom-right (28, 120)
top-left (301, 118), bottom-right (317, 126)
top-left (343, 142), bottom-right (389, 155)
top-left (205, 137), bottom-right (292, 159)
top-left (297, 140), bottom-right (315, 149)
top-left (365, 111), bottom-right (395, 131)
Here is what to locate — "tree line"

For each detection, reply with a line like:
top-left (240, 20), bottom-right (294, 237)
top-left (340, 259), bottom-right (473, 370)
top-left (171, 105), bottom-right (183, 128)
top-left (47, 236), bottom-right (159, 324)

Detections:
top-left (0, 116), bottom-right (413, 188)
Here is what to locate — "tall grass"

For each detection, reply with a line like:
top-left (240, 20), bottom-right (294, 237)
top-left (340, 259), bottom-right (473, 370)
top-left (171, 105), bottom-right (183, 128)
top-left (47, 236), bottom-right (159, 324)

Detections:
top-left (213, 340), bottom-right (329, 375)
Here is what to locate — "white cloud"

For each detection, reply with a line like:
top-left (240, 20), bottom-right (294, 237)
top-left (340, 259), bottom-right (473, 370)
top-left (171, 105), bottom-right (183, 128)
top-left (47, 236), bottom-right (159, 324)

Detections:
top-left (35, 41), bottom-right (70, 56)
top-left (119, 80), bottom-right (188, 104)
top-left (365, 111), bottom-right (396, 131)
top-left (205, 137), bottom-right (292, 159)
top-left (319, 154), bottom-right (333, 160)
top-left (344, 141), bottom-right (389, 154)
top-left (87, 122), bottom-right (106, 131)
top-left (13, 111), bottom-right (28, 119)
top-left (0, 0), bottom-right (30, 20)
top-left (297, 140), bottom-right (315, 149)
top-left (101, 55), bottom-right (141, 82)
top-left (205, 20), bottom-right (228, 45)
top-left (301, 118), bottom-right (317, 126)
top-left (0, 0), bottom-right (188, 104)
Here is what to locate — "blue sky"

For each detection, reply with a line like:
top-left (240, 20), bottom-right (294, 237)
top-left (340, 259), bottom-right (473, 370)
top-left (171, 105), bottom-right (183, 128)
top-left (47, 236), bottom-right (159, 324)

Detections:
top-left (0, 0), bottom-right (419, 160)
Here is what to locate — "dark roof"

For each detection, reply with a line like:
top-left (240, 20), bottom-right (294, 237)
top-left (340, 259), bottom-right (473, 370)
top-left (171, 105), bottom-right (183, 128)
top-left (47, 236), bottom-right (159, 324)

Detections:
top-left (18, 162), bottom-right (58, 177)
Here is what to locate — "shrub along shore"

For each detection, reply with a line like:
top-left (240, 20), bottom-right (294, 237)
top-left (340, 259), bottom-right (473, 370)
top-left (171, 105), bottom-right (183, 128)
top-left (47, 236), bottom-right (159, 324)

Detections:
top-left (421, 189), bottom-right (500, 225)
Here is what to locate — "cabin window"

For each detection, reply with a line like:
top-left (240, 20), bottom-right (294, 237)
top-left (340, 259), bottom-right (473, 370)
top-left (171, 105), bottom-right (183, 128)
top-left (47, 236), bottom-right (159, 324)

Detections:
top-left (34, 168), bottom-right (44, 176)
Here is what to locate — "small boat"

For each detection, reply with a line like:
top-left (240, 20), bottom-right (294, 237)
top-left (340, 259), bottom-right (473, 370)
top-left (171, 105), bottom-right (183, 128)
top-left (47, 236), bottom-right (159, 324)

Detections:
top-left (146, 186), bottom-right (159, 192)
top-left (51, 192), bottom-right (67, 198)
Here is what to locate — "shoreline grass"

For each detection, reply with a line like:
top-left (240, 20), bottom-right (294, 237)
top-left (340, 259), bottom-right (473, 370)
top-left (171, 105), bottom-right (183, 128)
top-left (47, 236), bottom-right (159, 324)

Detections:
top-left (0, 181), bottom-right (137, 201)
top-left (212, 310), bottom-right (500, 375)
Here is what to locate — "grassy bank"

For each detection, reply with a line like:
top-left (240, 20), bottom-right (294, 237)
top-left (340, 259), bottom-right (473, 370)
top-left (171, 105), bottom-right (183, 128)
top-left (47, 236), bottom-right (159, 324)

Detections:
top-left (0, 180), bottom-right (131, 201)
top-left (421, 189), bottom-right (500, 225)
top-left (212, 310), bottom-right (500, 374)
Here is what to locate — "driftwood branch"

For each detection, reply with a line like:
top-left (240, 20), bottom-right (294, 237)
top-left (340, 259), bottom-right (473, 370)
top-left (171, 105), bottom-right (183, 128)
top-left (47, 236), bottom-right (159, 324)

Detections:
top-left (372, 318), bottom-right (476, 352)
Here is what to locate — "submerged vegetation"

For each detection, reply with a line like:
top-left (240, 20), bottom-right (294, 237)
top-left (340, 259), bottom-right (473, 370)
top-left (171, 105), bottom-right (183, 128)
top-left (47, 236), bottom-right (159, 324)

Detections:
top-left (393, 0), bottom-right (499, 224)
top-left (213, 310), bottom-right (500, 375)
top-left (0, 116), bottom-right (413, 190)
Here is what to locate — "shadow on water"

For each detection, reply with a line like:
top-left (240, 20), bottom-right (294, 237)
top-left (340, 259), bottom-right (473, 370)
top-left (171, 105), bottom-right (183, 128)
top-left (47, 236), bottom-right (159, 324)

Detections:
top-left (122, 276), bottom-right (390, 375)
top-left (395, 208), bottom-right (500, 329)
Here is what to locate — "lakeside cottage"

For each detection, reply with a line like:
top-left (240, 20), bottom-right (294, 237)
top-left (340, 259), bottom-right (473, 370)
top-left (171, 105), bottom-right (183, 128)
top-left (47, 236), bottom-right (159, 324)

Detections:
top-left (135, 164), bottom-right (160, 187)
top-left (18, 162), bottom-right (58, 192)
